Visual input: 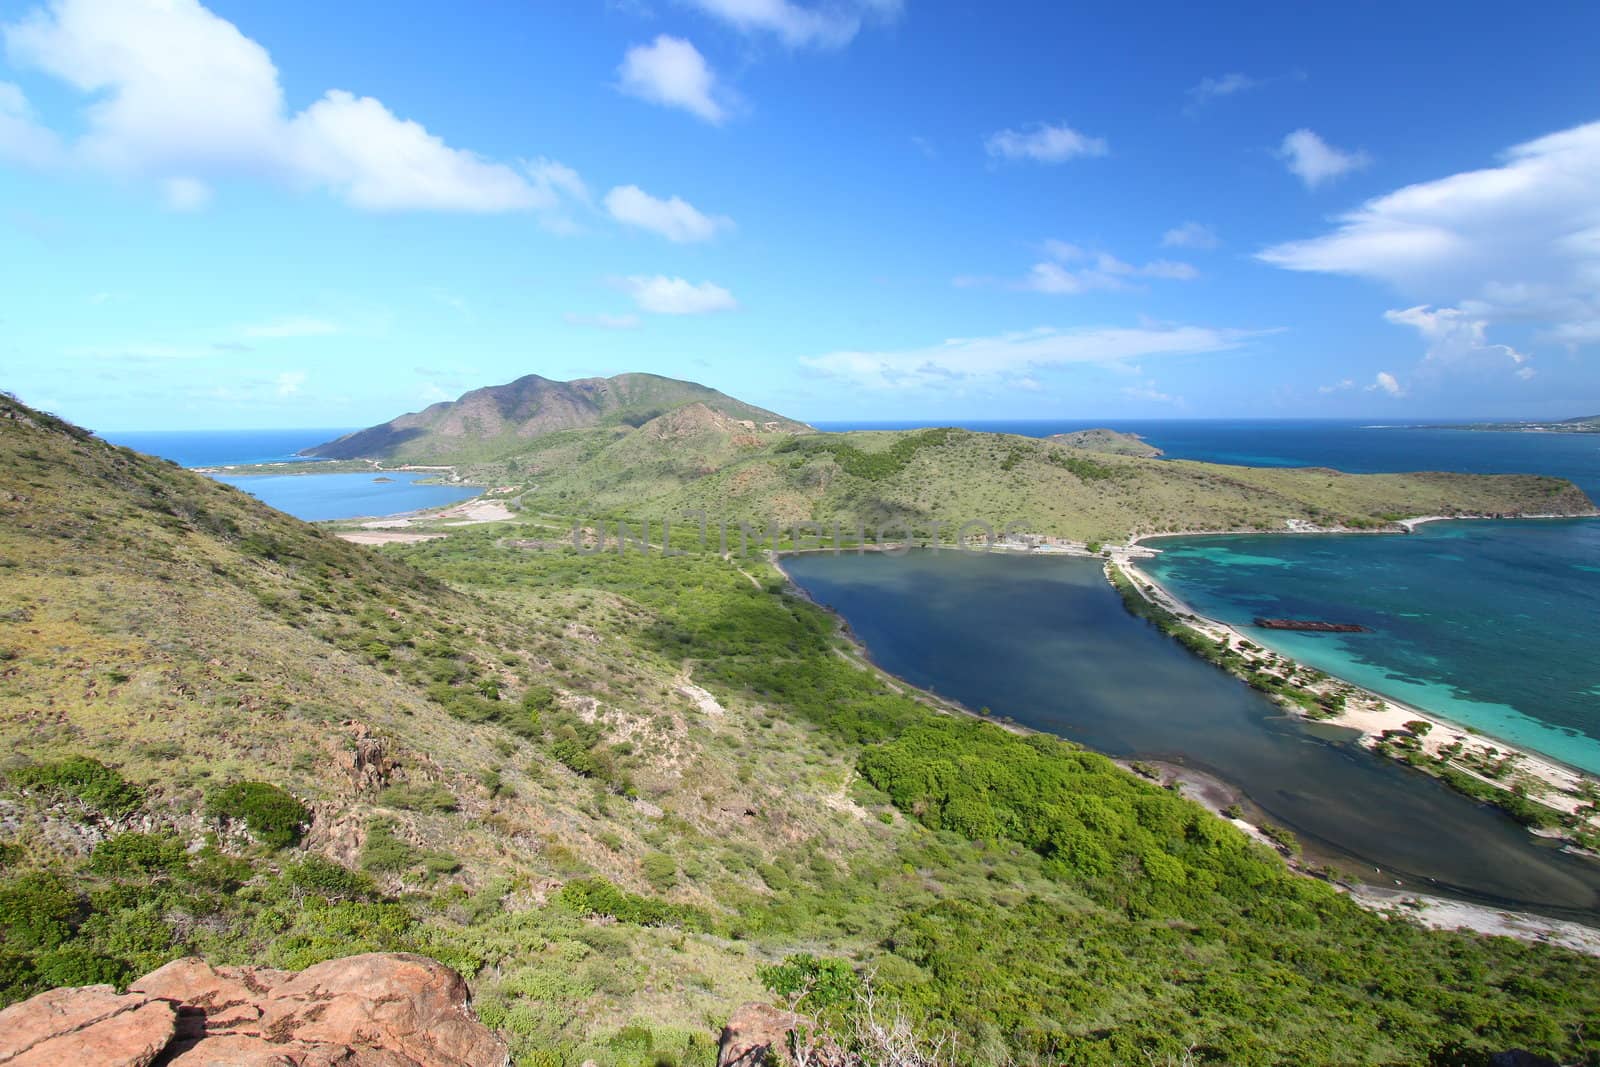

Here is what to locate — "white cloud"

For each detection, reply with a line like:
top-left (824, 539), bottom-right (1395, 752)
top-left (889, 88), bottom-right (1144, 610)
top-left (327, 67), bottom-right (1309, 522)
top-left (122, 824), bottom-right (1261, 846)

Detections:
top-left (1261, 120), bottom-right (1600, 377)
top-left (604, 184), bottom-right (731, 242)
top-left (564, 312), bottom-right (643, 330)
top-left (1184, 72), bottom-right (1259, 114)
top-left (1121, 382), bottom-right (1179, 404)
top-left (1, 0), bottom-right (586, 215)
top-left (618, 35), bottom-right (727, 124)
top-left (1278, 128), bottom-right (1371, 189)
top-left (1009, 242), bottom-right (1198, 294)
top-left (161, 176), bottom-right (211, 211)
top-left (985, 122), bottom-right (1107, 164)
top-left (275, 370), bottom-right (306, 397)
top-left (241, 316), bottom-right (340, 339)
top-left (1384, 305), bottom-right (1533, 380)
top-left (1161, 221), bottom-right (1220, 249)
top-left (618, 275), bottom-right (737, 315)
top-left (681, 0), bottom-right (901, 49)
top-left (802, 323), bottom-right (1257, 390)
top-left (1370, 371), bottom-right (1403, 396)
top-left (284, 90), bottom-right (547, 212)
top-left (1317, 378), bottom-right (1356, 394)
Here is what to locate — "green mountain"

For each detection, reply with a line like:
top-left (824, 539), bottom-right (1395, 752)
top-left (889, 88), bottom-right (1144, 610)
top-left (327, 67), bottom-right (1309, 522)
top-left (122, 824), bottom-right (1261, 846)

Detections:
top-left (302, 372), bottom-right (808, 463)
top-left (4, 392), bottom-right (1600, 1066)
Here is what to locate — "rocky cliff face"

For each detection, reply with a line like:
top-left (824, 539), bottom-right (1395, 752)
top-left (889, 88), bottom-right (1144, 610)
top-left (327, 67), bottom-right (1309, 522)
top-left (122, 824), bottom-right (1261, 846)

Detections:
top-left (0, 953), bottom-right (508, 1067)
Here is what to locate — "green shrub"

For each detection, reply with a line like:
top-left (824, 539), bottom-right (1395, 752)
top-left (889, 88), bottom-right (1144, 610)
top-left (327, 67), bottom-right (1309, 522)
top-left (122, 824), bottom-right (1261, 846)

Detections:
top-left (376, 783), bottom-right (459, 813)
top-left (11, 756), bottom-right (144, 817)
top-left (641, 852), bottom-right (677, 891)
top-left (557, 877), bottom-right (700, 929)
top-left (89, 833), bottom-right (187, 877)
top-left (0, 870), bottom-right (79, 950)
top-left (283, 856), bottom-right (377, 901)
top-left (206, 782), bottom-right (309, 849)
top-left (359, 818), bottom-right (417, 873)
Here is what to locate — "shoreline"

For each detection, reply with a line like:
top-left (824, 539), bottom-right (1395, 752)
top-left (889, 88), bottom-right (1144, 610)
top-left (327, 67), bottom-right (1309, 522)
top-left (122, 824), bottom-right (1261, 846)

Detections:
top-left (769, 551), bottom-right (1600, 945)
top-left (1112, 553), bottom-right (1600, 850)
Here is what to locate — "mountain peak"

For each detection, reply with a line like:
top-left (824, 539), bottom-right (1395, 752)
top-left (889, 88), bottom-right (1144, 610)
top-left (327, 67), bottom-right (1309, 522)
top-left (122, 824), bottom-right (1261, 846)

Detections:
top-left (302, 372), bottom-right (807, 463)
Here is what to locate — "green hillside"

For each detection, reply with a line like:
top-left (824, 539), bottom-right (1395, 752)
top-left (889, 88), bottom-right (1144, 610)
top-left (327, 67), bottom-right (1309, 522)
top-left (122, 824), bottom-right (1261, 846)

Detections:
top-left (484, 420), bottom-right (1594, 543)
top-left (4, 393), bottom-right (1600, 1066)
top-left (302, 372), bottom-right (807, 464)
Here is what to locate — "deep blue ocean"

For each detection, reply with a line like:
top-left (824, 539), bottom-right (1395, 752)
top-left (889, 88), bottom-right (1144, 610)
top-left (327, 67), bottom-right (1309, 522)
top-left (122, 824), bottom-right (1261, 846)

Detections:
top-left (99, 428), bottom-right (478, 520)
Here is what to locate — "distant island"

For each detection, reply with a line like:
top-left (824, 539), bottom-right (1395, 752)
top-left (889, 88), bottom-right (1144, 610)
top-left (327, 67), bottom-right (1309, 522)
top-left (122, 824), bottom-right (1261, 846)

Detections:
top-left (1433, 414), bottom-right (1600, 433)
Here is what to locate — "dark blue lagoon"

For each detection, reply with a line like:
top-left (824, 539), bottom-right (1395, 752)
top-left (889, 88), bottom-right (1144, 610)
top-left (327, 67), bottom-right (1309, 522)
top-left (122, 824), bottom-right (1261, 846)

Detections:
top-left (1141, 520), bottom-right (1600, 775)
top-left (214, 471), bottom-right (478, 522)
top-left (782, 549), bottom-right (1600, 921)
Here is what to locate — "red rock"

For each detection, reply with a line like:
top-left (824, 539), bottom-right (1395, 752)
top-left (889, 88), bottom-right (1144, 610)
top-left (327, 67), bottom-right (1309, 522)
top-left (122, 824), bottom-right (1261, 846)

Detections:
top-left (0, 985), bottom-right (176, 1067)
top-left (0, 953), bottom-right (506, 1067)
top-left (258, 953), bottom-right (506, 1067)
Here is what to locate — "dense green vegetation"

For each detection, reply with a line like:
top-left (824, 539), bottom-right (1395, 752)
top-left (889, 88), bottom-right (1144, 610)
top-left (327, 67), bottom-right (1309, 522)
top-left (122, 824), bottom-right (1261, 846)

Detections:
top-left (4, 393), bottom-right (1600, 1066)
top-left (776, 428), bottom-right (956, 480)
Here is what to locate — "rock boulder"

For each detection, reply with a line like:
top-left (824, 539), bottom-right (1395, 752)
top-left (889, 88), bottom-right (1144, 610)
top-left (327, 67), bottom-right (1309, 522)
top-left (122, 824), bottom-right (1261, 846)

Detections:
top-left (0, 953), bottom-right (506, 1067)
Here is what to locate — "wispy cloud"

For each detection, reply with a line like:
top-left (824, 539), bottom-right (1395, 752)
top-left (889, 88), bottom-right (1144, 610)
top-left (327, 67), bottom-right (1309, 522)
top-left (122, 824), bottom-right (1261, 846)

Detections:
top-left (616, 275), bottom-right (737, 315)
top-left (985, 122), bottom-right (1108, 164)
top-left (802, 323), bottom-right (1260, 390)
top-left (1161, 221), bottom-right (1220, 250)
top-left (1183, 72), bottom-right (1260, 115)
top-left (966, 241), bottom-right (1199, 295)
top-left (680, 0), bottom-right (902, 49)
top-left (604, 184), bottom-right (732, 242)
top-left (1278, 129), bottom-right (1371, 189)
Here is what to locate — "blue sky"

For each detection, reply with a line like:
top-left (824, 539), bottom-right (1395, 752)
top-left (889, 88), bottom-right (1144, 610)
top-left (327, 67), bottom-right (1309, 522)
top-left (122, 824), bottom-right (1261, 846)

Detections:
top-left (2, 0), bottom-right (1598, 430)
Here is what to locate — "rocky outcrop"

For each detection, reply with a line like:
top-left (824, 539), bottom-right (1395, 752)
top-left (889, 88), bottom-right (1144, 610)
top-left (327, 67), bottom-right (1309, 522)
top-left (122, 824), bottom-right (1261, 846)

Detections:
top-left (0, 985), bottom-right (174, 1067)
top-left (0, 953), bottom-right (507, 1067)
top-left (335, 720), bottom-right (395, 792)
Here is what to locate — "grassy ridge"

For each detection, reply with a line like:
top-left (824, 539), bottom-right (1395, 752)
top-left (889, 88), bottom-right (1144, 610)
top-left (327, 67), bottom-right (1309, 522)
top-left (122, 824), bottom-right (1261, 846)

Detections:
top-left (486, 422), bottom-right (1594, 542)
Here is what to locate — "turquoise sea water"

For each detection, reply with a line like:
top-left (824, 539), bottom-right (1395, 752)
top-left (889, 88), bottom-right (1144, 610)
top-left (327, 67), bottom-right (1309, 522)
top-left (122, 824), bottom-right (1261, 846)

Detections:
top-left (1141, 520), bottom-right (1600, 774)
top-left (784, 550), bottom-right (1600, 919)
